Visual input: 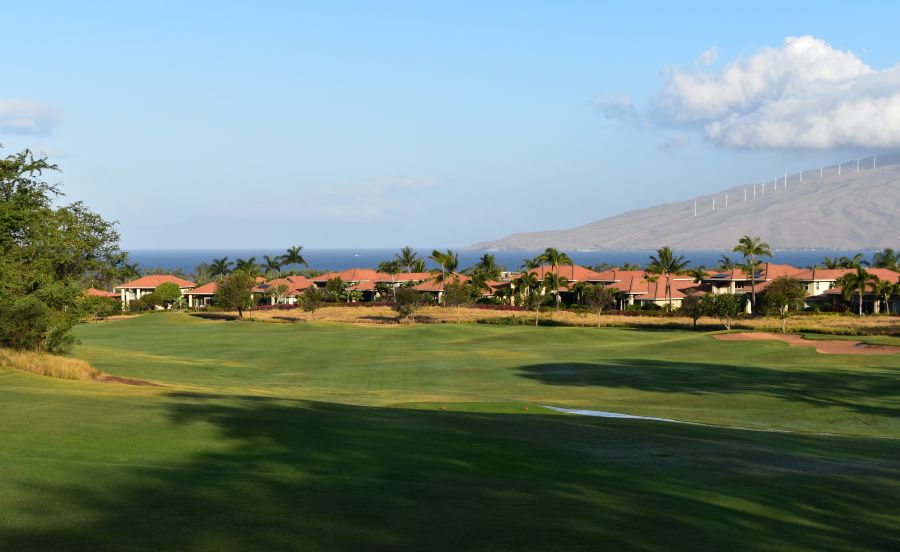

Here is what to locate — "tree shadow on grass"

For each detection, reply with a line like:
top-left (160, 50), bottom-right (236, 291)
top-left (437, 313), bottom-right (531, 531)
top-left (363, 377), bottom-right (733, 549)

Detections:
top-left (4, 394), bottom-right (900, 551)
top-left (518, 360), bottom-right (900, 418)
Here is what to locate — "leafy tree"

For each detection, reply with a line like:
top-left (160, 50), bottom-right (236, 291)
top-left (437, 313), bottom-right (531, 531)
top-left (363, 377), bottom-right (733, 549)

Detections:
top-left (210, 257), bottom-right (233, 280)
top-left (378, 260), bottom-right (401, 302)
top-left (583, 284), bottom-right (617, 327)
top-left (325, 277), bottom-right (346, 302)
top-left (392, 287), bottom-right (422, 322)
top-left (214, 271), bottom-right (256, 320)
top-left (837, 266), bottom-right (878, 316)
top-left (192, 262), bottom-right (213, 284)
top-left (872, 248), bottom-right (898, 271)
top-left (536, 248), bottom-right (573, 311)
top-left (154, 282), bottom-right (182, 308)
top-left (523, 281), bottom-right (551, 326)
top-left (298, 285), bottom-right (323, 316)
top-left (732, 236), bottom-right (772, 311)
top-left (679, 292), bottom-right (704, 329)
top-left (77, 295), bottom-right (121, 318)
top-left (761, 276), bottom-right (806, 333)
top-left (129, 292), bottom-right (160, 312)
top-left (280, 245), bottom-right (308, 274)
top-left (0, 146), bottom-right (123, 351)
top-left (619, 262), bottom-right (643, 271)
top-left (444, 281), bottom-right (477, 321)
top-left (647, 246), bottom-right (690, 310)
top-left (701, 293), bottom-right (745, 330)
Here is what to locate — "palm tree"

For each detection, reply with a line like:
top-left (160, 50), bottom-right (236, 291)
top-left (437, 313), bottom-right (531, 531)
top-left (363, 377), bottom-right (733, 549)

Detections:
top-left (542, 272), bottom-right (570, 308)
top-left (513, 271), bottom-right (540, 306)
top-left (872, 248), bottom-right (898, 270)
top-left (715, 255), bottom-right (735, 271)
top-left (395, 246), bottom-right (421, 273)
top-left (521, 257), bottom-right (541, 271)
top-left (280, 245), bottom-right (308, 274)
top-left (823, 256), bottom-right (840, 269)
top-left (235, 257), bottom-right (260, 276)
top-left (838, 266), bottom-right (878, 316)
top-left (378, 260), bottom-right (401, 302)
top-left (262, 255), bottom-right (282, 275)
top-left (536, 247), bottom-right (573, 311)
top-left (119, 262), bottom-right (142, 281)
top-left (687, 266), bottom-right (708, 283)
top-left (837, 253), bottom-right (869, 268)
top-left (210, 257), bottom-right (233, 280)
top-left (871, 279), bottom-right (895, 315)
top-left (647, 246), bottom-right (690, 310)
top-left (732, 235), bottom-right (773, 311)
top-left (429, 250), bottom-right (459, 304)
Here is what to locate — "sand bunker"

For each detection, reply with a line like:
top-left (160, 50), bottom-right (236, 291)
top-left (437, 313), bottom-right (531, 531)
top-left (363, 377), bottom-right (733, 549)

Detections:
top-left (713, 332), bottom-right (899, 355)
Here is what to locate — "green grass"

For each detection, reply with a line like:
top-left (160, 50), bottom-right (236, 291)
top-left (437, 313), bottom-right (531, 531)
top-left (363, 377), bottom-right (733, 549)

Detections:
top-left (1, 312), bottom-right (899, 551)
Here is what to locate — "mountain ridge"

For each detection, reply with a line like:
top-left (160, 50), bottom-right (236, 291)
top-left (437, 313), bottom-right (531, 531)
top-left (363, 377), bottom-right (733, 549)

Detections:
top-left (470, 156), bottom-right (900, 251)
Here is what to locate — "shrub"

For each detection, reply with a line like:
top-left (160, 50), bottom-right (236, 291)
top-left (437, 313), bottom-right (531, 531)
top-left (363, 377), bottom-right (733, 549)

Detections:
top-left (0, 348), bottom-right (100, 381)
top-left (0, 296), bottom-right (76, 353)
top-left (154, 282), bottom-right (182, 307)
top-left (393, 287), bottom-right (423, 321)
top-left (299, 286), bottom-right (324, 314)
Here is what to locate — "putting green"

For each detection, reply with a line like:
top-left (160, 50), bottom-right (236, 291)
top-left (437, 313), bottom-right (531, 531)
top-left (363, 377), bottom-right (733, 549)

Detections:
top-left (1, 313), bottom-right (898, 551)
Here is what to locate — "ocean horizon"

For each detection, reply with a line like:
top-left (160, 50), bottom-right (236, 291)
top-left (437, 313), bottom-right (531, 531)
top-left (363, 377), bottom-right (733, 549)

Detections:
top-left (126, 248), bottom-right (877, 273)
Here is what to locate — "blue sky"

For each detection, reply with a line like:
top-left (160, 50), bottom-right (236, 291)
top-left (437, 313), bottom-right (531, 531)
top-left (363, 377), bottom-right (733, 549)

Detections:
top-left (2, 1), bottom-right (899, 248)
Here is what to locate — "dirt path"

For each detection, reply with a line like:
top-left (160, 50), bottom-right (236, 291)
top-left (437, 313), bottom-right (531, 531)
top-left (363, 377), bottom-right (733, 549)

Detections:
top-left (713, 332), bottom-right (900, 355)
top-left (100, 375), bottom-right (162, 386)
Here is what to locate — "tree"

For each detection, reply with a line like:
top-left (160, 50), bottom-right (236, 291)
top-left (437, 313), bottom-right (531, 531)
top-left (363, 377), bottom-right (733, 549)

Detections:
top-left (444, 281), bottom-right (477, 321)
top-left (514, 271), bottom-right (540, 308)
top-left (584, 284), bottom-right (617, 327)
top-left (395, 246), bottom-right (421, 273)
top-left (325, 277), bottom-right (346, 302)
top-left (210, 257), bottom-right (233, 280)
top-left (378, 260), bottom-right (401, 302)
top-left (732, 236), bottom-right (772, 311)
top-left (872, 248), bottom-right (898, 271)
top-left (280, 245), bottom-right (308, 274)
top-left (647, 246), bottom-right (690, 310)
top-left (0, 146), bottom-right (123, 352)
top-left (542, 272), bottom-right (570, 309)
top-left (716, 255), bottom-right (735, 271)
top-left (298, 286), bottom-right (323, 316)
top-left (429, 249), bottom-right (458, 304)
top-left (686, 267), bottom-right (708, 283)
top-left (268, 282), bottom-right (290, 305)
top-left (701, 293), bottom-right (745, 330)
top-left (837, 266), bottom-right (878, 316)
top-left (235, 257), bottom-right (260, 276)
top-left (523, 280), bottom-right (551, 326)
top-left (468, 253), bottom-right (503, 296)
top-left (262, 255), bottom-right (282, 275)
top-left (872, 280), bottom-right (896, 315)
top-left (214, 271), bottom-right (256, 320)
top-left (392, 287), bottom-right (422, 322)
top-left (761, 276), bottom-right (806, 333)
top-left (154, 282), bottom-right (182, 308)
top-left (680, 292), bottom-right (704, 329)
top-left (536, 248), bottom-right (573, 311)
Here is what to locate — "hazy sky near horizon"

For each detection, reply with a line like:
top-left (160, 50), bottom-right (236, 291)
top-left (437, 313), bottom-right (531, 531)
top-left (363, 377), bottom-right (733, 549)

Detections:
top-left (3, 1), bottom-right (899, 249)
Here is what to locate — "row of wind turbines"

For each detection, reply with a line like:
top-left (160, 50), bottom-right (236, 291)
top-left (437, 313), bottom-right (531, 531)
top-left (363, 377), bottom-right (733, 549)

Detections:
top-left (693, 154), bottom-right (879, 217)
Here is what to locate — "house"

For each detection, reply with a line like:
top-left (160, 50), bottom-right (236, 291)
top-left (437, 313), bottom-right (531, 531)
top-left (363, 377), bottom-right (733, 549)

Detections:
top-left (253, 276), bottom-right (314, 305)
top-left (85, 288), bottom-right (119, 299)
top-left (184, 282), bottom-right (218, 308)
top-left (115, 275), bottom-right (196, 307)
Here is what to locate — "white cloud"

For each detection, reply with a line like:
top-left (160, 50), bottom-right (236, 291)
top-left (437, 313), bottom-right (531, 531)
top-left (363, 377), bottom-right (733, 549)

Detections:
top-left (649, 36), bottom-right (900, 149)
top-left (696, 46), bottom-right (718, 66)
top-left (593, 93), bottom-right (642, 127)
top-left (0, 99), bottom-right (62, 135)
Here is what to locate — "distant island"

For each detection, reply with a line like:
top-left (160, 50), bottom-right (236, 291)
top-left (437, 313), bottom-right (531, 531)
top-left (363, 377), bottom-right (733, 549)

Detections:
top-left (470, 155), bottom-right (900, 251)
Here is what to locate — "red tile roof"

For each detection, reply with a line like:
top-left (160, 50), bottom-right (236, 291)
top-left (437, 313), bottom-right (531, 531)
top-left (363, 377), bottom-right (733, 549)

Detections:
top-left (186, 282), bottom-right (218, 295)
top-left (85, 288), bottom-right (118, 298)
top-left (412, 274), bottom-right (470, 292)
top-left (116, 275), bottom-right (196, 290)
top-left (527, 264), bottom-right (606, 282)
top-left (312, 268), bottom-right (381, 283)
top-left (253, 276), bottom-right (314, 295)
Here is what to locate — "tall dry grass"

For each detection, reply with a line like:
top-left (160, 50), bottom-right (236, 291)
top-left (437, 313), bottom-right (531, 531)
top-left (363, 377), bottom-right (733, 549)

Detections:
top-left (0, 348), bottom-right (101, 381)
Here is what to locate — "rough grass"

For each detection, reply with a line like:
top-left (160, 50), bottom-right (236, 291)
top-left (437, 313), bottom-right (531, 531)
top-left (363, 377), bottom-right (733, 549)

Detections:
top-left (0, 348), bottom-right (100, 381)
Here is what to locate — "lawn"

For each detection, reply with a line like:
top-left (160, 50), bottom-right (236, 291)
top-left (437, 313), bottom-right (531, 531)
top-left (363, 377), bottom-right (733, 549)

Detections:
top-left (1, 313), bottom-right (899, 551)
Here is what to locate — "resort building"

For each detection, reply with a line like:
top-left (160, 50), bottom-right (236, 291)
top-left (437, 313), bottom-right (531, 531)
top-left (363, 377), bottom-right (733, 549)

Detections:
top-left (116, 275), bottom-right (196, 307)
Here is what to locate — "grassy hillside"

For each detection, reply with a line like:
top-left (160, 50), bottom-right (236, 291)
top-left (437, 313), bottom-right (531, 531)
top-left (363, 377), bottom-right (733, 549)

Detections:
top-left (1, 313), bottom-right (899, 550)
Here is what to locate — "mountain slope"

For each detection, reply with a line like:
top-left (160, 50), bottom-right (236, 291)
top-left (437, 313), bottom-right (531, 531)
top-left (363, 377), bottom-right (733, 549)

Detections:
top-left (471, 157), bottom-right (900, 250)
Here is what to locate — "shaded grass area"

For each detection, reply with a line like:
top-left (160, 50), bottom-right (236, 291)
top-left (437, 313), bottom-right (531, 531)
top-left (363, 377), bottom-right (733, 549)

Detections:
top-left (1, 384), bottom-right (899, 551)
top-left (71, 314), bottom-right (900, 436)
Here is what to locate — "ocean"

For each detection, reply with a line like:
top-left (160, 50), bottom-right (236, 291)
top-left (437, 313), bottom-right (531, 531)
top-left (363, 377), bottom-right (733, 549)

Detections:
top-left (127, 248), bottom-right (876, 273)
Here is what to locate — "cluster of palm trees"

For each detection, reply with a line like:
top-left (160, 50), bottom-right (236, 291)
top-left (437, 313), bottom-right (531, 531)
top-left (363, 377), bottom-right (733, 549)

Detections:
top-left (210, 245), bottom-right (309, 280)
top-left (836, 265), bottom-right (898, 315)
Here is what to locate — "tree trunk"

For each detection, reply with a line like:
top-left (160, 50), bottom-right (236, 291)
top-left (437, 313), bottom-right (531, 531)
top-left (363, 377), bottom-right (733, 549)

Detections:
top-left (859, 290), bottom-right (864, 316)
top-left (781, 316), bottom-right (786, 334)
top-left (237, 307), bottom-right (243, 320)
top-left (597, 309), bottom-right (602, 328)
